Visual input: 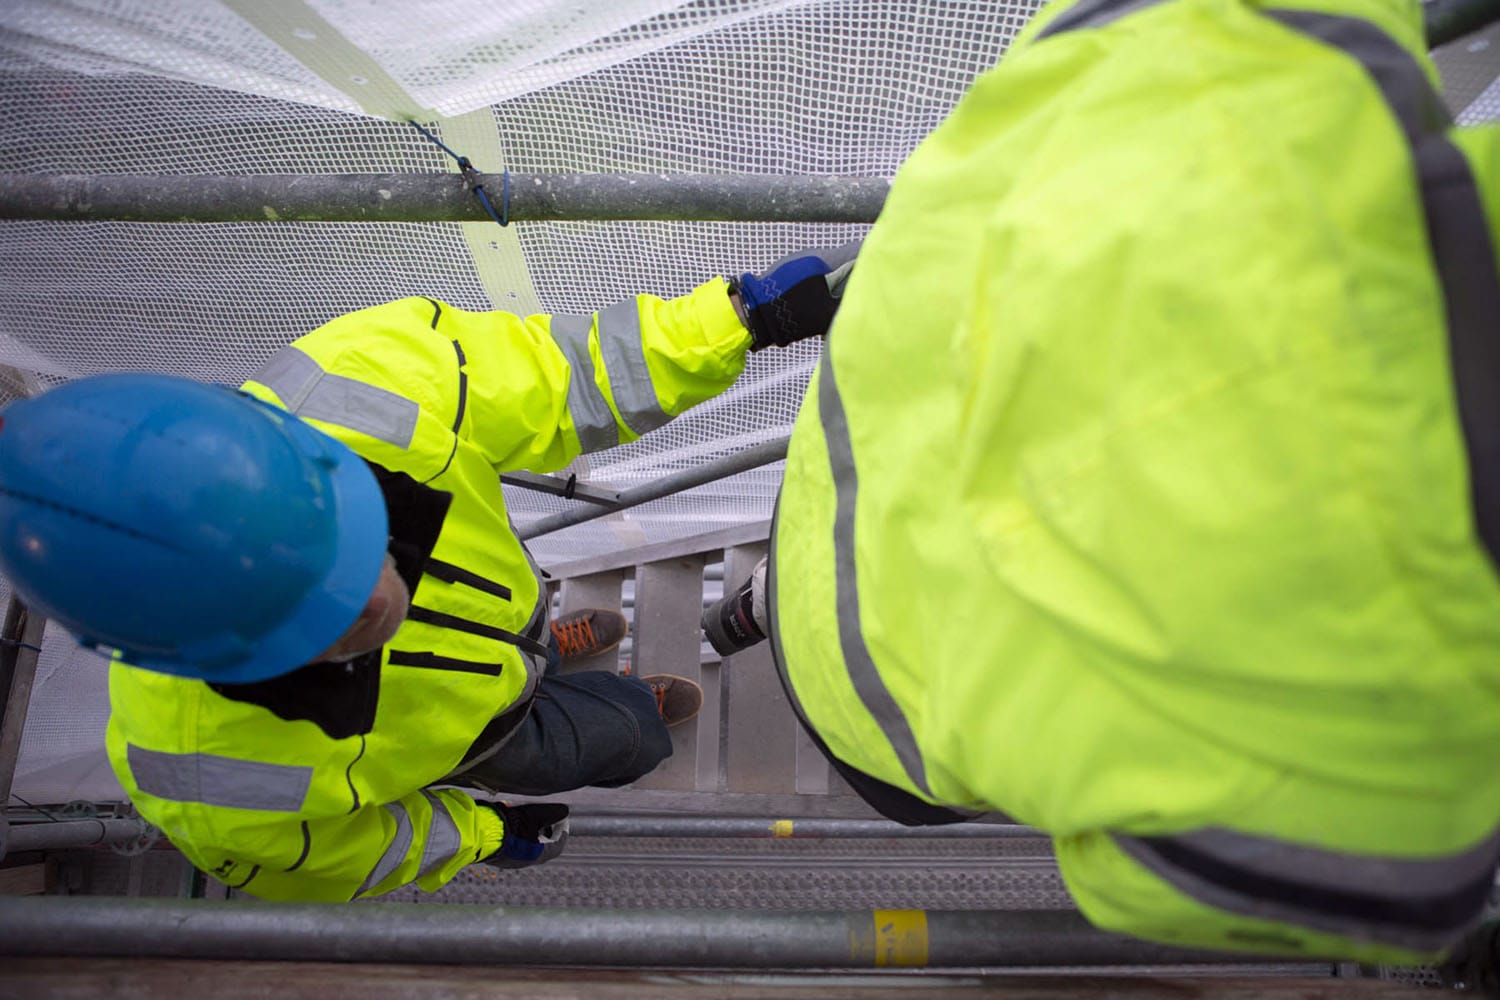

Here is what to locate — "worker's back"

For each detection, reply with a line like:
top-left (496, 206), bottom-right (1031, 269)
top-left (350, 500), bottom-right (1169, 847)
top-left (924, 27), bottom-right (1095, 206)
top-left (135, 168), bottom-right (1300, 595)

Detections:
top-left (771, 0), bottom-right (1500, 963)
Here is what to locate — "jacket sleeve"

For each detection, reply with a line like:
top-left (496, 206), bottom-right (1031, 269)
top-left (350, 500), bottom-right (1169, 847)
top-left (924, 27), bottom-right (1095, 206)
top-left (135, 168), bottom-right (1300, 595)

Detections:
top-left (244, 278), bottom-right (751, 479)
top-left (450, 276), bottom-right (752, 473)
top-left (181, 786), bottom-right (506, 903)
top-left (1054, 831), bottom-right (1444, 966)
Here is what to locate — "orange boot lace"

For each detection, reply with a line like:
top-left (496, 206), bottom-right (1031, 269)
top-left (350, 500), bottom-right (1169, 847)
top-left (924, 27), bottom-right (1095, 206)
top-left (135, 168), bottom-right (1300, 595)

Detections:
top-left (551, 616), bottom-right (597, 658)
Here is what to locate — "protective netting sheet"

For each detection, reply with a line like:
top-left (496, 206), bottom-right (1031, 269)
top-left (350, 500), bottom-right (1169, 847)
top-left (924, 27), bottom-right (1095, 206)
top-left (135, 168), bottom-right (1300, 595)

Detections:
top-left (6, 625), bottom-right (119, 804)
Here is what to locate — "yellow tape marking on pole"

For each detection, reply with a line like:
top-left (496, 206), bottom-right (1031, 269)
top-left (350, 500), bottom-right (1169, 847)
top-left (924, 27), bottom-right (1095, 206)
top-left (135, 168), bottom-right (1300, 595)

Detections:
top-left (871, 909), bottom-right (929, 967)
top-left (770, 820), bottom-right (794, 838)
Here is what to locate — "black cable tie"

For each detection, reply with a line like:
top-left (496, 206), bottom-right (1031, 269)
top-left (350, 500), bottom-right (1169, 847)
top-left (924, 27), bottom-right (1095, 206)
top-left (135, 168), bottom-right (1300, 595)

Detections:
top-left (563, 474), bottom-right (577, 500)
top-left (0, 638), bottom-right (41, 652)
top-left (410, 121), bottom-right (510, 227)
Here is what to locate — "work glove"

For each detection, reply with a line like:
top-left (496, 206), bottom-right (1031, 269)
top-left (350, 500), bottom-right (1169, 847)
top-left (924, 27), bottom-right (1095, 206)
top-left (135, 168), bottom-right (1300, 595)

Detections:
top-left (732, 240), bottom-right (860, 351)
top-left (482, 802), bottom-right (571, 870)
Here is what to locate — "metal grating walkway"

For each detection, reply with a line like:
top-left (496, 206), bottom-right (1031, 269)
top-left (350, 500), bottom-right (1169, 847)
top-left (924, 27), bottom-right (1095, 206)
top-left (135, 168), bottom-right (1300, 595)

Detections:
top-left (383, 836), bottom-right (1071, 911)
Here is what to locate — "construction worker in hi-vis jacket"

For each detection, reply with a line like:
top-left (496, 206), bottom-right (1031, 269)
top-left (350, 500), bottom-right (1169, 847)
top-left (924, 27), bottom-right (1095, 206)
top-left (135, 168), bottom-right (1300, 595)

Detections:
top-left (0, 248), bottom-right (854, 901)
top-left (704, 0), bottom-right (1500, 965)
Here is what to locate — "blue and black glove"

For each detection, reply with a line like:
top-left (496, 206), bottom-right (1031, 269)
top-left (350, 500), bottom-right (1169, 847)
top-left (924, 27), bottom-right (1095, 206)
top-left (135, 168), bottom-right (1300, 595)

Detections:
top-left (732, 241), bottom-right (860, 352)
top-left (482, 802), bottom-right (570, 870)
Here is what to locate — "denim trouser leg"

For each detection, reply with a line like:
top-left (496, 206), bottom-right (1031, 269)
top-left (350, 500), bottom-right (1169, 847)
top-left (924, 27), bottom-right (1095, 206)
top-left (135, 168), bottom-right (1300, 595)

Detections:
top-left (458, 669), bottom-right (672, 796)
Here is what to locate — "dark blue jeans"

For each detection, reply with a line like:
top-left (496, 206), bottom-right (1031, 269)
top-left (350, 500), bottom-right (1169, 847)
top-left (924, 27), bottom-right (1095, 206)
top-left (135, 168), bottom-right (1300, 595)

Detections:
top-left (455, 639), bottom-right (672, 796)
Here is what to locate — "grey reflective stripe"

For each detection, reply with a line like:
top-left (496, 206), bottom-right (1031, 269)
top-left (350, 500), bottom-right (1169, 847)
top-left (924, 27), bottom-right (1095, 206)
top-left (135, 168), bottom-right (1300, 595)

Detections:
top-left (1263, 7), bottom-right (1500, 566)
top-left (248, 345), bottom-right (419, 449)
top-left (354, 800), bottom-right (413, 898)
top-left (127, 744), bottom-right (311, 812)
top-left (516, 537), bottom-right (549, 705)
top-left (551, 314), bottom-right (620, 453)
top-left (517, 650), bottom-right (543, 704)
top-left (597, 298), bottom-right (670, 437)
top-left (1417, 138), bottom-right (1500, 565)
top-left (1161, 826), bottom-right (1500, 899)
top-left (1035, 0), bottom-right (1168, 38)
top-left (817, 352), bottom-right (932, 797)
top-left (416, 791), bottom-right (464, 879)
top-left (1114, 826), bottom-right (1500, 953)
top-left (1262, 9), bottom-right (1450, 135)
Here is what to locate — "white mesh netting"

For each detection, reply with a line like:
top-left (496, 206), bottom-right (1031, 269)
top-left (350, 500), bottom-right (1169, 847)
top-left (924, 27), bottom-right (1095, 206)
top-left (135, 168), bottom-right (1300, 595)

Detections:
top-left (0, 0), bottom-right (1036, 802)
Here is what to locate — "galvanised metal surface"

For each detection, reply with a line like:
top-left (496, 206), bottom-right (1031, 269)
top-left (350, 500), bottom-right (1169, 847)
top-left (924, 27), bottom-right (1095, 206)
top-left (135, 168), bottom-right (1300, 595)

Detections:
top-left (564, 816), bottom-right (1039, 838)
top-left (630, 555), bottom-right (713, 793)
top-left (0, 817), bottom-right (147, 858)
top-left (0, 174), bottom-right (892, 224)
top-left (0, 962), bottom-right (1353, 997)
top-left (0, 896), bottom-right (1253, 968)
top-left (380, 835), bottom-right (1072, 912)
top-left (519, 439), bottom-right (790, 541)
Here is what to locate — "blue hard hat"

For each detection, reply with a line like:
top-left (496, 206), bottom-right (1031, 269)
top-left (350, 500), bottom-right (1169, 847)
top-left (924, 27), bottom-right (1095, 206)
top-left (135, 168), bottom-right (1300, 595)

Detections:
top-left (0, 373), bottom-right (389, 683)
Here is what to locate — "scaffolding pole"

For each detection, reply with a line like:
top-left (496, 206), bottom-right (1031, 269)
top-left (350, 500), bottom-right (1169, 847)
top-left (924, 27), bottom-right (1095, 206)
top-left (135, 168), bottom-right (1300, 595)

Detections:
top-left (0, 817), bottom-right (148, 859)
top-left (0, 813), bottom-right (1027, 854)
top-left (0, 174), bottom-right (889, 224)
top-left (0, 597), bottom-right (45, 811)
top-left (517, 437), bottom-right (790, 540)
top-left (566, 815), bottom-right (1039, 839)
top-left (0, 897), bottom-right (1247, 968)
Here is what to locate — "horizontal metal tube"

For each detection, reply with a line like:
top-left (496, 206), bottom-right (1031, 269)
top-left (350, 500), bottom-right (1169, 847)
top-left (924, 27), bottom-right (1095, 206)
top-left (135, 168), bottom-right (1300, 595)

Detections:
top-left (0, 897), bottom-right (1244, 968)
top-left (0, 817), bottom-right (147, 857)
top-left (567, 815), bottom-right (1038, 839)
top-left (500, 471), bottom-right (621, 507)
top-left (0, 173), bottom-right (889, 224)
top-left (519, 437), bottom-right (790, 540)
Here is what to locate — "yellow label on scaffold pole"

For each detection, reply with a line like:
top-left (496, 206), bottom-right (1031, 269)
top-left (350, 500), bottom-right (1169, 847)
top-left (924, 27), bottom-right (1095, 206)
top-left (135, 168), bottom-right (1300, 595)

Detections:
top-left (871, 909), bottom-right (929, 967)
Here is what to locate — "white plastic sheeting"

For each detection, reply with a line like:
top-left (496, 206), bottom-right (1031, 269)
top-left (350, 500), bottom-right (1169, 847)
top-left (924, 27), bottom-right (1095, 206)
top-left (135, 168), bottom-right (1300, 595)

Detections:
top-left (0, 0), bottom-right (811, 118)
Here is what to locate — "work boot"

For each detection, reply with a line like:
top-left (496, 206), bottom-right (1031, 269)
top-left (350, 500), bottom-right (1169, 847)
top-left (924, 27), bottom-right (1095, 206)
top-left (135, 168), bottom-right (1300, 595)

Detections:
top-left (702, 557), bottom-right (768, 657)
top-left (551, 609), bottom-right (628, 660)
top-left (641, 674), bottom-right (702, 728)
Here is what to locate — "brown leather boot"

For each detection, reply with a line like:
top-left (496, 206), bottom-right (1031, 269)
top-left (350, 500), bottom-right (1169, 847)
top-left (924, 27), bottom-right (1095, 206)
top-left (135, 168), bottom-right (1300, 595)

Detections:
top-left (640, 674), bottom-right (703, 728)
top-left (550, 608), bottom-right (627, 660)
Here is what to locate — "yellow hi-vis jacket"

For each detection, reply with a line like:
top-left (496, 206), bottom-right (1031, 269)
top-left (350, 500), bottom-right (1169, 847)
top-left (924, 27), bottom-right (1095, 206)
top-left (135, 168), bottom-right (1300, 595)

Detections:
top-left (106, 280), bottom-right (750, 901)
top-left (771, 0), bottom-right (1500, 965)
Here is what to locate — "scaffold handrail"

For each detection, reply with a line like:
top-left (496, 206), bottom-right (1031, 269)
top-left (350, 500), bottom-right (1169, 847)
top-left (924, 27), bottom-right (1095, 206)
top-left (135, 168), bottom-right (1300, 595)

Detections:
top-left (0, 896), bottom-right (1253, 968)
top-left (0, 174), bottom-right (890, 224)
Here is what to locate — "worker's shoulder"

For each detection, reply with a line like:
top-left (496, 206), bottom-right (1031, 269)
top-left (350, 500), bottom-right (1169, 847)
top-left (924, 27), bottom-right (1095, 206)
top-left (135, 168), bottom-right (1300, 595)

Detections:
top-left (106, 660), bottom-right (207, 752)
top-left (303, 296), bottom-right (456, 348)
top-left (287, 297), bottom-right (466, 384)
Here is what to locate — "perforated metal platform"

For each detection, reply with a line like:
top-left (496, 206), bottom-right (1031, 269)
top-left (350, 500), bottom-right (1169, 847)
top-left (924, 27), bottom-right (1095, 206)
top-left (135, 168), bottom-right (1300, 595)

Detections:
top-left (381, 836), bottom-right (1070, 911)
